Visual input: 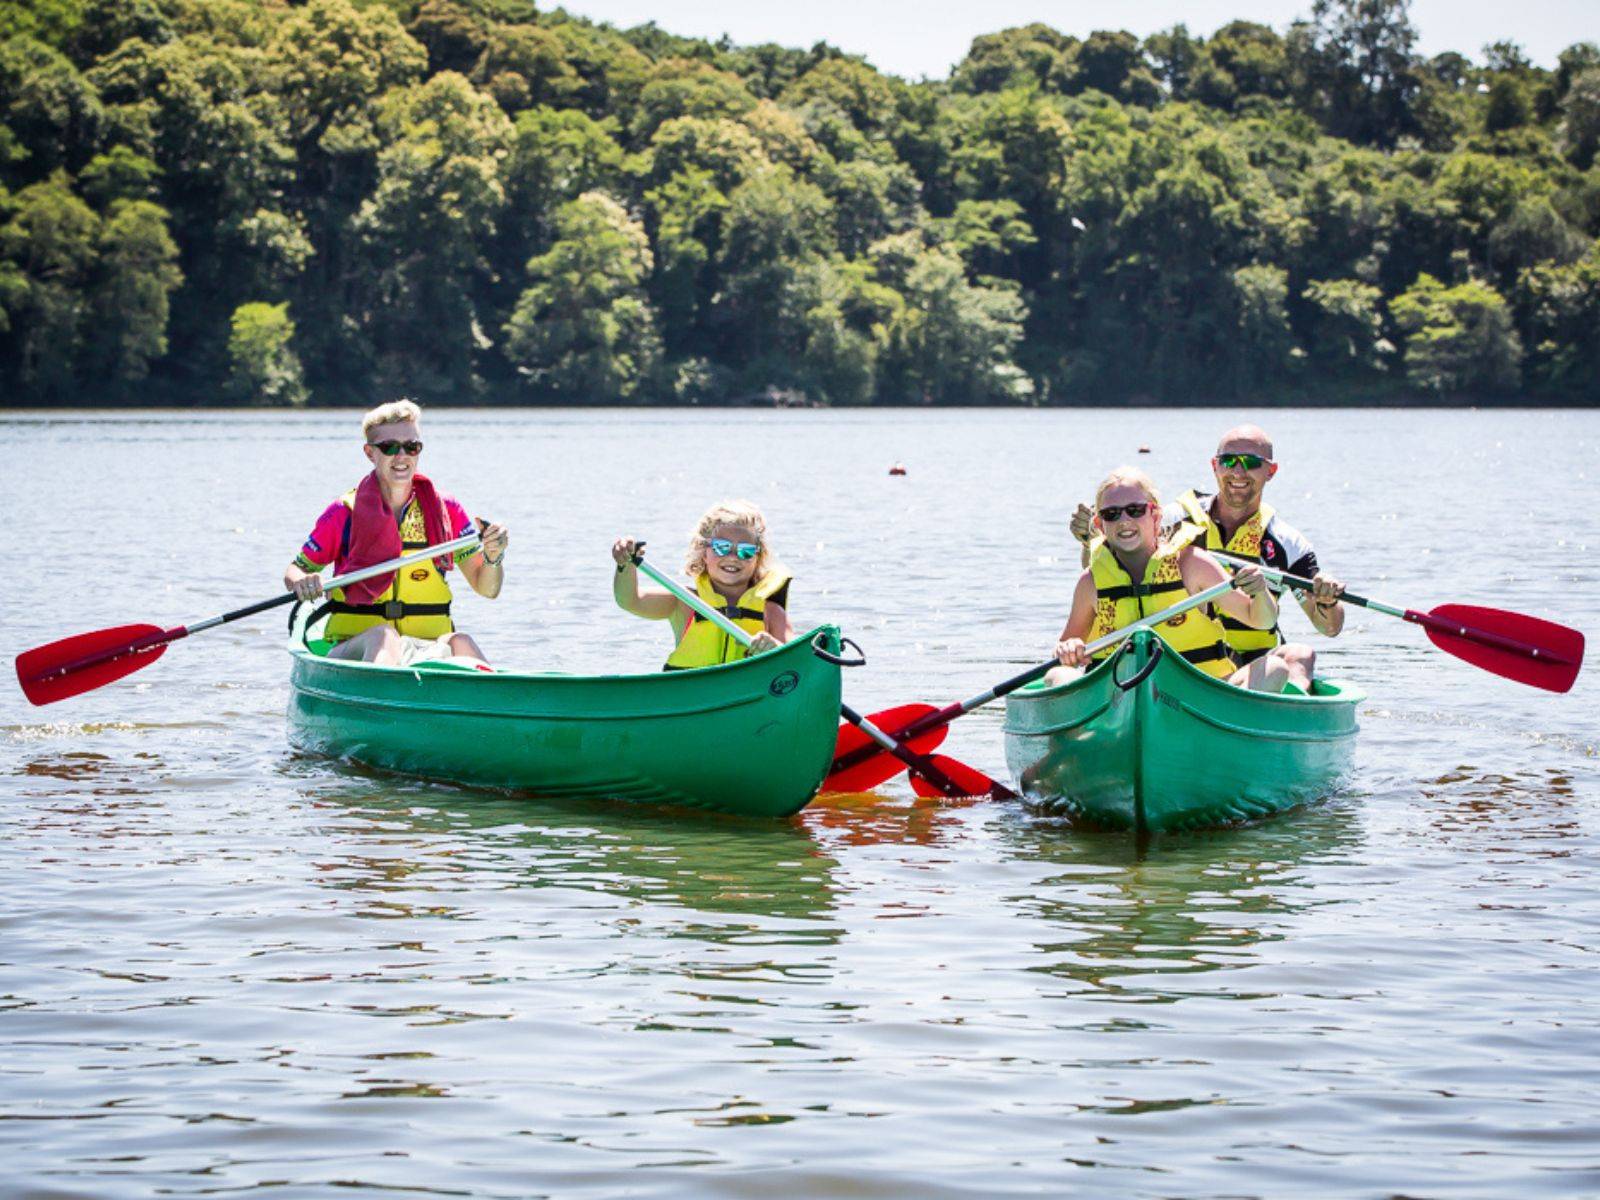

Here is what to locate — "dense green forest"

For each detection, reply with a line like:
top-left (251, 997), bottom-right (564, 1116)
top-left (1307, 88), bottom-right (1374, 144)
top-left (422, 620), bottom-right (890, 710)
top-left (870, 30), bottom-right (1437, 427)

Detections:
top-left (1, 0), bottom-right (1596, 406)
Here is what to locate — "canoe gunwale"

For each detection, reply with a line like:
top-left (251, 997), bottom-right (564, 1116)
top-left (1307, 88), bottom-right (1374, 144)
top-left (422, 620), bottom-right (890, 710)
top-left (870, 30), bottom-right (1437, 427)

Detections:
top-left (1003, 699), bottom-right (1113, 740)
top-left (1167, 693), bottom-right (1361, 742)
top-left (285, 625), bottom-right (847, 818)
top-left (1002, 629), bottom-right (1364, 833)
top-left (286, 679), bottom-right (771, 724)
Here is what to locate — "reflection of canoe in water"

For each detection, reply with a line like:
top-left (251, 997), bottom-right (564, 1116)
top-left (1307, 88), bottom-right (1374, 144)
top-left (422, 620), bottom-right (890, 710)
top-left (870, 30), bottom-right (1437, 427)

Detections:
top-left (1003, 630), bottom-right (1363, 834)
top-left (287, 627), bottom-right (846, 818)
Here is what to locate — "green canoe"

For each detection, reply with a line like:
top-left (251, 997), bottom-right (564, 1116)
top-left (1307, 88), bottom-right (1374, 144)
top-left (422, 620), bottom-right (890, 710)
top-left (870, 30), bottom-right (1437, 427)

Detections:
top-left (1003, 629), bottom-right (1363, 834)
top-left (286, 627), bottom-right (847, 818)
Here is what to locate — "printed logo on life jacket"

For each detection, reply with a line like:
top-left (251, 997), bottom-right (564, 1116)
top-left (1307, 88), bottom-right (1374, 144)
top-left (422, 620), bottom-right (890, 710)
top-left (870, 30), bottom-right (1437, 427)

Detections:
top-left (1164, 611), bottom-right (1188, 627)
top-left (409, 568), bottom-right (430, 581)
top-left (769, 670), bottom-right (800, 697)
top-left (1263, 541), bottom-right (1278, 561)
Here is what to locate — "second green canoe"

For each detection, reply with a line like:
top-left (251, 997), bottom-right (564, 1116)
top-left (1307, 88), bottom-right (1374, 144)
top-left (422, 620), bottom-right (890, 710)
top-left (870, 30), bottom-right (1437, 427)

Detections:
top-left (1003, 629), bottom-right (1363, 834)
top-left (287, 627), bottom-right (847, 818)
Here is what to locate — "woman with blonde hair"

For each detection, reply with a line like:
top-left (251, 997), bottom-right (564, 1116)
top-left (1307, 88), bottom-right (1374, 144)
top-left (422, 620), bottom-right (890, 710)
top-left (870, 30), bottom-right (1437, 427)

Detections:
top-left (611, 500), bottom-right (793, 670)
top-left (1047, 466), bottom-right (1288, 691)
top-left (284, 399), bottom-right (509, 667)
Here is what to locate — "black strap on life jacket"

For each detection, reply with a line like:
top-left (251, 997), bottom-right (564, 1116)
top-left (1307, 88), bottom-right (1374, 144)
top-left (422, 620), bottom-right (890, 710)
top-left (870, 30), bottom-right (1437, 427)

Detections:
top-left (316, 598), bottom-right (453, 622)
top-left (1097, 579), bottom-right (1186, 603)
top-left (1179, 643), bottom-right (1236, 667)
top-left (1230, 644), bottom-right (1274, 665)
top-left (1218, 612), bottom-right (1282, 633)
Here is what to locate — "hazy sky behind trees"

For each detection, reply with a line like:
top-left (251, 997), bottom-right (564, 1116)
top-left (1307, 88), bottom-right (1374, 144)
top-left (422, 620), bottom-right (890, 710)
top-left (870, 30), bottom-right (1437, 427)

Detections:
top-left (554, 0), bottom-right (1595, 77)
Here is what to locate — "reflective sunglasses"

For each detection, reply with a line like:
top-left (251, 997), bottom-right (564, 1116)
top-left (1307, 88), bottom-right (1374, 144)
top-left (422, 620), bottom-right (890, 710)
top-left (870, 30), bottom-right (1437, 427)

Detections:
top-left (1214, 452), bottom-right (1270, 471)
top-left (708, 538), bottom-right (761, 560)
top-left (1097, 502), bottom-right (1151, 523)
top-left (370, 439), bottom-right (424, 456)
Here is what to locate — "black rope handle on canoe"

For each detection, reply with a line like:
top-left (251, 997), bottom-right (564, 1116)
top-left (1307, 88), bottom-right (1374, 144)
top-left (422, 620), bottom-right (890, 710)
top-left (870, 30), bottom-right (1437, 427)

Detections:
top-left (1112, 637), bottom-right (1163, 691)
top-left (811, 633), bottom-right (866, 668)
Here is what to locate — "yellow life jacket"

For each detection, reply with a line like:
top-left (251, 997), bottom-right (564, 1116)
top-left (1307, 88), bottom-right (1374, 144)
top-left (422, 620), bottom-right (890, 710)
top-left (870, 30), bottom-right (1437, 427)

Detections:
top-left (322, 489), bottom-right (455, 642)
top-left (1086, 531), bottom-right (1235, 679)
top-left (664, 570), bottom-right (792, 671)
top-left (1175, 489), bottom-right (1282, 664)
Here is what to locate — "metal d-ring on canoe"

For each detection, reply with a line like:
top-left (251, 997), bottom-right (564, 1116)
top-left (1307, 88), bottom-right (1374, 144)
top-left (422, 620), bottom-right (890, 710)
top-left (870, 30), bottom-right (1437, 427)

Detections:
top-left (286, 627), bottom-right (848, 818)
top-left (1002, 629), bottom-right (1364, 834)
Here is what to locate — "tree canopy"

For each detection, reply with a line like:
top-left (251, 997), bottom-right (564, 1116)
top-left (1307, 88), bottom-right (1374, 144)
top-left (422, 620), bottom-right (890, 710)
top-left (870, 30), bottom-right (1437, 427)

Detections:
top-left (1, 0), bottom-right (1595, 406)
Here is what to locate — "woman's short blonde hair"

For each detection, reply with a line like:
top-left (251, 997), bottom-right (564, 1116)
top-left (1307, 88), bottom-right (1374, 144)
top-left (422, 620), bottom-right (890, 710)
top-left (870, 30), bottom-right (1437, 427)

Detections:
top-left (1094, 466), bottom-right (1161, 511)
top-left (685, 499), bottom-right (779, 579)
top-left (362, 399), bottom-right (422, 439)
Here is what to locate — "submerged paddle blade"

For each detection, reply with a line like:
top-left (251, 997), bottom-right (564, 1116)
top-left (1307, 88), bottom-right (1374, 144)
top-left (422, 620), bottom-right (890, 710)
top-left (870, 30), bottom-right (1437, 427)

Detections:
top-left (16, 623), bottom-right (171, 706)
top-left (1419, 604), bottom-right (1585, 694)
top-left (826, 703), bottom-right (947, 792)
top-left (907, 754), bottom-right (1005, 800)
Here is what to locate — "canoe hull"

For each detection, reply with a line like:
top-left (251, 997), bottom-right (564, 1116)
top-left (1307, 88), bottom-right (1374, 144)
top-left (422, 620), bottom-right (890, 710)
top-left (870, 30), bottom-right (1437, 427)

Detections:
top-left (287, 628), bottom-right (845, 818)
top-left (1003, 631), bottom-right (1363, 834)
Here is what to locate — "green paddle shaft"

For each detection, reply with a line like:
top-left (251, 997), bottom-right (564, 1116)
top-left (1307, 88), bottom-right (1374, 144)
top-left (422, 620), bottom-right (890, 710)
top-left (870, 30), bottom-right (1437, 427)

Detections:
top-left (627, 546), bottom-right (985, 797)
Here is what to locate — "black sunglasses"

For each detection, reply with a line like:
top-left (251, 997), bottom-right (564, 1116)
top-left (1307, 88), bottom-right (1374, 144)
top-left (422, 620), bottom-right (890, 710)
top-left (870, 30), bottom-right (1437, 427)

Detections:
top-left (370, 439), bottom-right (423, 457)
top-left (1098, 502), bottom-right (1151, 523)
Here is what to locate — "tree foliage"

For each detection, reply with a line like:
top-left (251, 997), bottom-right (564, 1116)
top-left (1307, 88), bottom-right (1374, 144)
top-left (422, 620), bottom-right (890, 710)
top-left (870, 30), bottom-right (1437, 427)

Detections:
top-left (0, 2), bottom-right (1594, 406)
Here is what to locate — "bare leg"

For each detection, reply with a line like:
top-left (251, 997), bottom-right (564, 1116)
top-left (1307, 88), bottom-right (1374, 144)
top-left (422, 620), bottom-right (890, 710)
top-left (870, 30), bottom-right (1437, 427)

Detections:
top-left (1274, 643), bottom-right (1316, 692)
top-left (446, 632), bottom-right (489, 666)
top-left (327, 626), bottom-right (404, 664)
top-left (1231, 654), bottom-right (1290, 693)
top-left (1043, 664), bottom-right (1084, 687)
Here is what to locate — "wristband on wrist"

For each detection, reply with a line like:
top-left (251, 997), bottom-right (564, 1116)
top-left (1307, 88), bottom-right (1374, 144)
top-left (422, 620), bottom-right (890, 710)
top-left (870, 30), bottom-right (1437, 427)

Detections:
top-left (484, 548), bottom-right (504, 566)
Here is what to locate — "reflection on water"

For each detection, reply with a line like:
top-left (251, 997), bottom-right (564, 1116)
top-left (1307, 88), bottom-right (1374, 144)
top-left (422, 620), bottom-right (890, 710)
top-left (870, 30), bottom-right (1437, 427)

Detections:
top-left (304, 777), bottom-right (843, 929)
top-left (998, 800), bottom-right (1364, 1001)
top-left (4, 408), bottom-right (1599, 1197)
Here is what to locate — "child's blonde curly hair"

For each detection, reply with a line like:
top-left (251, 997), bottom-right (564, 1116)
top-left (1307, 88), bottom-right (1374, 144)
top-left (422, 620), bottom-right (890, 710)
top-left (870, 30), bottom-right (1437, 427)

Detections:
top-left (684, 500), bottom-right (780, 580)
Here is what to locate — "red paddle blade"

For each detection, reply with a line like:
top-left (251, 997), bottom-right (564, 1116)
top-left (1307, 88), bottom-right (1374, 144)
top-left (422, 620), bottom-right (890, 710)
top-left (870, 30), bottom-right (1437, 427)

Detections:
top-left (16, 624), bottom-right (170, 706)
top-left (907, 754), bottom-right (1001, 799)
top-left (826, 703), bottom-right (948, 792)
top-left (1421, 604), bottom-right (1585, 694)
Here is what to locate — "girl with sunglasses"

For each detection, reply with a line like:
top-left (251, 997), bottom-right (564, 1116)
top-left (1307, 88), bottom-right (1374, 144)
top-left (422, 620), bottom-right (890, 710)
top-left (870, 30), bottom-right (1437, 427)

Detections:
top-left (612, 500), bottom-right (793, 670)
top-left (1047, 468), bottom-right (1290, 692)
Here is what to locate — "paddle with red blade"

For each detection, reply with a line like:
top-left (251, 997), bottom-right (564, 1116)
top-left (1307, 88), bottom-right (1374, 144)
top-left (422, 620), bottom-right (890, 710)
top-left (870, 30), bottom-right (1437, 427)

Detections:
top-left (628, 546), bottom-right (1005, 799)
top-left (16, 533), bottom-right (483, 706)
top-left (825, 579), bottom-right (1240, 793)
top-left (826, 702), bottom-right (947, 791)
top-left (1214, 552), bottom-right (1584, 694)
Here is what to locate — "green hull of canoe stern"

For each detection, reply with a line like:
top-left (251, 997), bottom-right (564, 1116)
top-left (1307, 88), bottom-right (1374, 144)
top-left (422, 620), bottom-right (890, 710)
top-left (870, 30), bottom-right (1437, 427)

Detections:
top-left (1003, 630), bottom-right (1363, 834)
top-left (286, 627), bottom-right (846, 818)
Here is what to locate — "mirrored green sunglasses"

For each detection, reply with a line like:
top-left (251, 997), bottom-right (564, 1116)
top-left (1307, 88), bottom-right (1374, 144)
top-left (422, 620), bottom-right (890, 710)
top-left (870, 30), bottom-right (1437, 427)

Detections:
top-left (708, 538), bottom-right (760, 560)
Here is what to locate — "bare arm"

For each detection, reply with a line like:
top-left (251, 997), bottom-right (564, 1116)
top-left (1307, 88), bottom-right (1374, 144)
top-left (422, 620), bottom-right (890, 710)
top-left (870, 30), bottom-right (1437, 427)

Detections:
top-left (460, 520), bottom-right (509, 599)
top-left (1182, 547), bottom-right (1277, 629)
top-left (611, 537), bottom-right (681, 620)
top-left (1298, 572), bottom-right (1346, 637)
top-left (285, 559), bottom-right (324, 601)
top-left (763, 601), bottom-right (794, 643)
top-left (1070, 502), bottom-right (1095, 568)
top-left (1051, 570), bottom-right (1100, 666)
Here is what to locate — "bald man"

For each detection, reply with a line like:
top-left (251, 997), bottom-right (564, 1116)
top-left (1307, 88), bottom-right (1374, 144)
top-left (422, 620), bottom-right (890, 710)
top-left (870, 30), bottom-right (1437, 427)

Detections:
top-left (1069, 424), bottom-right (1344, 691)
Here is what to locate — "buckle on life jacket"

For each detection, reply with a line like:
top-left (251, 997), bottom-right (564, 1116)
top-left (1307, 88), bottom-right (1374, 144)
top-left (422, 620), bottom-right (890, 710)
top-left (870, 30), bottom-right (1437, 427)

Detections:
top-left (382, 600), bottom-right (406, 621)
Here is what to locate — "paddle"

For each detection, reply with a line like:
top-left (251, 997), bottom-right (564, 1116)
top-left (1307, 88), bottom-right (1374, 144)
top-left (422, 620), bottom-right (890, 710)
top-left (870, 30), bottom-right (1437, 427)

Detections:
top-left (825, 579), bottom-right (1240, 792)
top-left (1212, 552), bottom-right (1585, 694)
top-left (626, 546), bottom-right (1003, 799)
top-left (16, 533), bottom-right (483, 706)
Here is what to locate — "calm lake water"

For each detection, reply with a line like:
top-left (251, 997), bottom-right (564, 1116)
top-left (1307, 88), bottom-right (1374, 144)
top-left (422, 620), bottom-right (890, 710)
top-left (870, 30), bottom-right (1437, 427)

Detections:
top-left (3, 407), bottom-right (1597, 1198)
